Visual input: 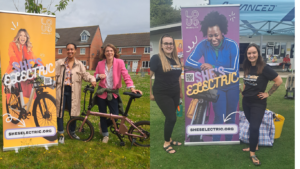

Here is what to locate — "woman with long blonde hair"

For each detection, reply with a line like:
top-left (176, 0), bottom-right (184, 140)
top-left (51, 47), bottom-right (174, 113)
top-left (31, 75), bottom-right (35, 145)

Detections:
top-left (150, 34), bottom-right (183, 154)
top-left (6, 29), bottom-right (34, 74)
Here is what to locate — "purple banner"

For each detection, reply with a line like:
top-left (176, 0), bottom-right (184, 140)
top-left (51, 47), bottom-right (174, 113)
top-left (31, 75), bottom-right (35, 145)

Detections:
top-left (181, 6), bottom-right (240, 145)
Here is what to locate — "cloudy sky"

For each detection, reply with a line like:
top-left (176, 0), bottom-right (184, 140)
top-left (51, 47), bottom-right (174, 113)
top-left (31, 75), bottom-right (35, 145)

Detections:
top-left (0, 0), bottom-right (150, 40)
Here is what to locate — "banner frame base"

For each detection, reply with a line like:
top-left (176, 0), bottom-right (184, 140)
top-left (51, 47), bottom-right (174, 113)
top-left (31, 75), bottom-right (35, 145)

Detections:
top-left (3, 143), bottom-right (58, 152)
top-left (184, 141), bottom-right (240, 146)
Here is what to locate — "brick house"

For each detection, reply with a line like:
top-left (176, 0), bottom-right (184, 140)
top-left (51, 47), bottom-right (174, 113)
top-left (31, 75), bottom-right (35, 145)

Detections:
top-left (55, 25), bottom-right (103, 70)
top-left (103, 33), bottom-right (150, 72)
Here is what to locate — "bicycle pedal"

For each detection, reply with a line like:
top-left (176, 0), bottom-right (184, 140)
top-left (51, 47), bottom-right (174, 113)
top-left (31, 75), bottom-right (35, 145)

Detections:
top-left (130, 138), bottom-right (136, 149)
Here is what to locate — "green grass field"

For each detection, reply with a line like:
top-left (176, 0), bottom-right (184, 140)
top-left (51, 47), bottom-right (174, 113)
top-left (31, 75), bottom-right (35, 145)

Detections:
top-left (0, 70), bottom-right (150, 169)
top-left (150, 78), bottom-right (294, 169)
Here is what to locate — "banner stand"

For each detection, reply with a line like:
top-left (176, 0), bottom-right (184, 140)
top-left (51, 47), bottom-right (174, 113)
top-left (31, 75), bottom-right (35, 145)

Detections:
top-left (4, 143), bottom-right (57, 153)
top-left (1, 10), bottom-right (57, 151)
top-left (181, 5), bottom-right (240, 145)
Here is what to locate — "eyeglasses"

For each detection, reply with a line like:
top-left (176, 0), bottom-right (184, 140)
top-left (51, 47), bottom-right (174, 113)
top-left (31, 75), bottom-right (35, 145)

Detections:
top-left (163, 42), bottom-right (174, 46)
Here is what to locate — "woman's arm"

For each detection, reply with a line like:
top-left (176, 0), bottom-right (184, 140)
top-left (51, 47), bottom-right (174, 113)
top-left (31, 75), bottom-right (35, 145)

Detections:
top-left (268, 75), bottom-right (283, 96)
top-left (185, 42), bottom-right (204, 70)
top-left (80, 63), bottom-right (96, 86)
top-left (257, 75), bottom-right (282, 99)
top-left (179, 76), bottom-right (183, 99)
top-left (150, 71), bottom-right (155, 101)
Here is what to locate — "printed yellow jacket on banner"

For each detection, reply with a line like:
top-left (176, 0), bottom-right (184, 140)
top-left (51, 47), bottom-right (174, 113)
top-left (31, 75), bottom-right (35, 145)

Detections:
top-left (55, 58), bottom-right (96, 118)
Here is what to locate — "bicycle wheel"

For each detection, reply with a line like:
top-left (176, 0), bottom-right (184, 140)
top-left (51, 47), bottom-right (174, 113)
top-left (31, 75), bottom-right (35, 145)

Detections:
top-left (6, 93), bottom-right (21, 124)
top-left (128, 121), bottom-right (150, 147)
top-left (32, 93), bottom-right (57, 141)
top-left (66, 117), bottom-right (94, 142)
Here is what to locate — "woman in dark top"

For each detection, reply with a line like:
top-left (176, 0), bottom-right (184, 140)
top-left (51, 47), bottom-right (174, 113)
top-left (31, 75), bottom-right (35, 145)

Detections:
top-left (242, 43), bottom-right (282, 165)
top-left (150, 34), bottom-right (183, 154)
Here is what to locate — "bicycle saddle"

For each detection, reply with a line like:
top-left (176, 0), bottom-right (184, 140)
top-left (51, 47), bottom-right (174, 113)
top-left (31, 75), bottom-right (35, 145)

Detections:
top-left (123, 92), bottom-right (142, 98)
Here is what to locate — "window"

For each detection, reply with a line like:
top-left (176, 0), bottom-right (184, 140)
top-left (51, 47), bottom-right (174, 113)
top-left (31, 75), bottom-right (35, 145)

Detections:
top-left (81, 60), bottom-right (86, 66)
top-left (142, 61), bottom-right (149, 68)
top-left (58, 49), bottom-right (62, 54)
top-left (80, 48), bottom-right (86, 54)
top-left (133, 47), bottom-right (136, 53)
top-left (127, 61), bottom-right (131, 66)
top-left (81, 34), bottom-right (87, 41)
top-left (144, 47), bottom-right (150, 53)
top-left (119, 48), bottom-right (122, 53)
top-left (280, 42), bottom-right (286, 58)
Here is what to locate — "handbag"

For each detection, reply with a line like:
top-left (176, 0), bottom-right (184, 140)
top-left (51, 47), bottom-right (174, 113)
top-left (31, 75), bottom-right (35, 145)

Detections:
top-left (239, 110), bottom-right (275, 146)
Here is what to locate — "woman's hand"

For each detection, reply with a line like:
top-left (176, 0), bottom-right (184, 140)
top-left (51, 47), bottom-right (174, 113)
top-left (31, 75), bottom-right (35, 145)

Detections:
top-left (130, 88), bottom-right (143, 95)
top-left (200, 63), bottom-right (213, 70)
top-left (150, 94), bottom-right (155, 101)
top-left (98, 74), bottom-right (106, 79)
top-left (91, 81), bottom-right (97, 87)
top-left (257, 92), bottom-right (269, 100)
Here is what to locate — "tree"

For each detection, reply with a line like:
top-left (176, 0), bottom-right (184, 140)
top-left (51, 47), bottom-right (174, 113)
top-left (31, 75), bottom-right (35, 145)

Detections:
top-left (12, 0), bottom-right (73, 15)
top-left (150, 0), bottom-right (181, 27)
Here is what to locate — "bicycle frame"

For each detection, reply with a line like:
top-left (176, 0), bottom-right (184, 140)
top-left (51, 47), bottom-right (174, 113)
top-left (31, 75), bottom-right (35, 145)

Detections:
top-left (7, 73), bottom-right (53, 118)
top-left (8, 79), bottom-right (36, 114)
top-left (79, 84), bottom-right (147, 139)
top-left (80, 111), bottom-right (147, 139)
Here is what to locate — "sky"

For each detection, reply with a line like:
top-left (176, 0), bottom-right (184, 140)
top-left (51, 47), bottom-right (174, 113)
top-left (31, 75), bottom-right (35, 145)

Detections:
top-left (172, 0), bottom-right (209, 8)
top-left (0, 0), bottom-right (150, 40)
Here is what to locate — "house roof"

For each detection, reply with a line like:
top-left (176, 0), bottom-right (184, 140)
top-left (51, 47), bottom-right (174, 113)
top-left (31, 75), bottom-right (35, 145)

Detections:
top-left (103, 33), bottom-right (150, 47)
top-left (120, 55), bottom-right (142, 60)
top-left (56, 25), bottom-right (99, 46)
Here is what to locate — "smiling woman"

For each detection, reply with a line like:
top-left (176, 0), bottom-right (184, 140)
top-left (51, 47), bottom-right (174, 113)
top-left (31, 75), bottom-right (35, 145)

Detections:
top-left (55, 43), bottom-right (96, 144)
top-left (242, 43), bottom-right (283, 165)
top-left (93, 43), bottom-right (142, 144)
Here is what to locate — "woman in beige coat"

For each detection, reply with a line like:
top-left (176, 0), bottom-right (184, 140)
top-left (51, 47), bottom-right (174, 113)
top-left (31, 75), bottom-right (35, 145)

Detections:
top-left (56, 43), bottom-right (96, 144)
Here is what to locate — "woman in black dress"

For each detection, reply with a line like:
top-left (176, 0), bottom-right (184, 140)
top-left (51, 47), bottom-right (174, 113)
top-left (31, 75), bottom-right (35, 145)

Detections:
top-left (150, 34), bottom-right (183, 154)
top-left (242, 43), bottom-right (282, 165)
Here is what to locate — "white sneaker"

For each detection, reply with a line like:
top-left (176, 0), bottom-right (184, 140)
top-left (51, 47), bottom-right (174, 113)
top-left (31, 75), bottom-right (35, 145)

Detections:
top-left (58, 134), bottom-right (64, 144)
top-left (102, 136), bottom-right (109, 143)
top-left (282, 69), bottom-right (285, 71)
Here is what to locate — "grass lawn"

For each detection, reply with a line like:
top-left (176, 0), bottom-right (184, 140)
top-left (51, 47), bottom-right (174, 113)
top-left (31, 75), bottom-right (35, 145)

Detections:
top-left (150, 78), bottom-right (294, 169)
top-left (0, 70), bottom-right (150, 169)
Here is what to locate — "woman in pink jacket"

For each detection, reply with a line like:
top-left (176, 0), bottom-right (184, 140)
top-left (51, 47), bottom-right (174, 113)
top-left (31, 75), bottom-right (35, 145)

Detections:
top-left (94, 43), bottom-right (142, 143)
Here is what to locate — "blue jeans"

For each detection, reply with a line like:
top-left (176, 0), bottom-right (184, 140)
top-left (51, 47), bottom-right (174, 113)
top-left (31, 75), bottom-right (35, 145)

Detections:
top-left (212, 88), bottom-right (239, 141)
top-left (97, 96), bottom-right (119, 137)
top-left (57, 86), bottom-right (76, 134)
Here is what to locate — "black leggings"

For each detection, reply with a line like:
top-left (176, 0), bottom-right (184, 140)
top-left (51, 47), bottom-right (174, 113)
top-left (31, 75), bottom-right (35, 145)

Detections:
top-left (154, 92), bottom-right (180, 142)
top-left (242, 98), bottom-right (266, 152)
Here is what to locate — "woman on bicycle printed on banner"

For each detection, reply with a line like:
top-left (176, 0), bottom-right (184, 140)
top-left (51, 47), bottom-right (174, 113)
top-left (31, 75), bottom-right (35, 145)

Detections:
top-left (56, 43), bottom-right (96, 144)
top-left (150, 34), bottom-right (183, 154)
top-left (94, 43), bottom-right (142, 143)
top-left (185, 11), bottom-right (239, 142)
top-left (4, 29), bottom-right (43, 102)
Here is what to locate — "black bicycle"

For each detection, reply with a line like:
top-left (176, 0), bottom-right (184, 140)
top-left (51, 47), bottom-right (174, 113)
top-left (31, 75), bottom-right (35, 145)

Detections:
top-left (185, 66), bottom-right (219, 142)
top-left (3, 66), bottom-right (56, 141)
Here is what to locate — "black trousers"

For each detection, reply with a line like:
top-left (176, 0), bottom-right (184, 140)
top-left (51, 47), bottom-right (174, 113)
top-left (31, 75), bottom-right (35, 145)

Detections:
top-left (242, 97), bottom-right (266, 152)
top-left (154, 92), bottom-right (180, 142)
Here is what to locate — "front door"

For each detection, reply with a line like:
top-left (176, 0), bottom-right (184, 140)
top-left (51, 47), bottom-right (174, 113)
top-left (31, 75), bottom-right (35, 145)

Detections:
top-left (132, 61), bottom-right (138, 72)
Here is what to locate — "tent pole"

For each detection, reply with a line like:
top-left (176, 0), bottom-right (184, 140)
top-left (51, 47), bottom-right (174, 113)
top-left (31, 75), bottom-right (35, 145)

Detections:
top-left (260, 34), bottom-right (263, 60)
